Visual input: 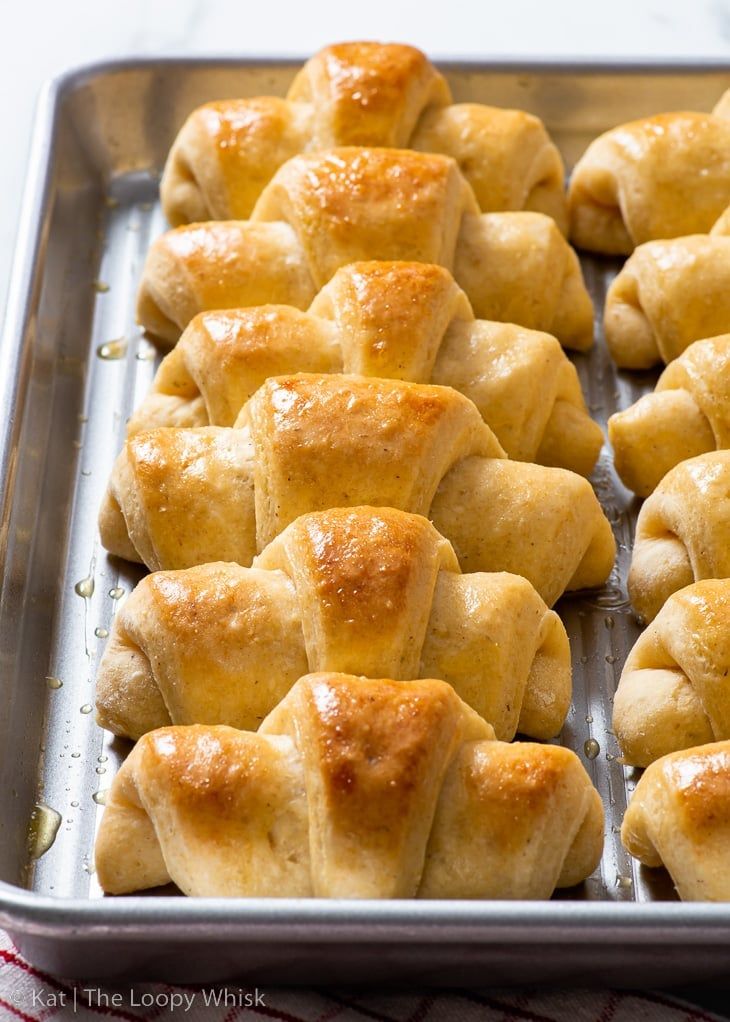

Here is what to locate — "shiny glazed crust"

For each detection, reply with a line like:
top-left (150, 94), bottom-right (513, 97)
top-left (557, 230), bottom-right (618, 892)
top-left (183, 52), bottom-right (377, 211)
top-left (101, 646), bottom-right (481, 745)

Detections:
top-left (622, 739), bottom-right (730, 900)
top-left (99, 373), bottom-right (616, 606)
top-left (139, 147), bottom-right (593, 351)
top-left (95, 672), bottom-right (604, 899)
top-left (131, 261), bottom-right (602, 476)
top-left (609, 333), bottom-right (730, 495)
top-left (603, 219), bottom-right (730, 369)
top-left (160, 42), bottom-right (567, 230)
top-left (614, 580), bottom-right (730, 766)
top-left (95, 506), bottom-right (571, 743)
top-left (569, 94), bottom-right (730, 254)
top-left (628, 450), bottom-right (730, 623)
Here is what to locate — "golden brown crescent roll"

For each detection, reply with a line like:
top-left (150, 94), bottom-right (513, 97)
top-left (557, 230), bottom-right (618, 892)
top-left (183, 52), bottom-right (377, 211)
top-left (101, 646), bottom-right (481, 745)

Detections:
top-left (615, 580), bottom-right (730, 767)
top-left (604, 231), bottom-right (730, 369)
top-left (609, 334), bottom-right (730, 495)
top-left (622, 740), bottom-right (730, 901)
top-left (96, 506), bottom-right (571, 743)
top-left (161, 42), bottom-right (567, 230)
top-left (95, 672), bottom-right (604, 898)
top-left (628, 451), bottom-right (730, 624)
top-left (569, 91), bottom-right (730, 254)
top-left (99, 374), bottom-right (616, 606)
top-left (131, 261), bottom-right (602, 476)
top-left (140, 148), bottom-right (592, 351)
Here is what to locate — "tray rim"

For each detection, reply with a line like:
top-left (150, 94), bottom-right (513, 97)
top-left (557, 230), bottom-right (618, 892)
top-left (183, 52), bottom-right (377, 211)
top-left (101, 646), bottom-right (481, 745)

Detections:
top-left (3, 879), bottom-right (730, 943)
top-left (41, 53), bottom-right (730, 92)
top-left (3, 54), bottom-right (730, 947)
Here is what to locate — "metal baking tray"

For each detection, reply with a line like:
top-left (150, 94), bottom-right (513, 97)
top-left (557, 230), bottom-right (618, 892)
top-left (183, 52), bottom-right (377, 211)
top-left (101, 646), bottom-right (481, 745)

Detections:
top-left (1, 56), bottom-right (730, 986)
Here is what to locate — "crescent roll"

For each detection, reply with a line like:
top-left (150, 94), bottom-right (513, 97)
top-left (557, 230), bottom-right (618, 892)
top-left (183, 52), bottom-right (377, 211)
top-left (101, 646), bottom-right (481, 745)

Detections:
top-left (604, 217), bottom-right (730, 369)
top-left (614, 580), bottom-right (730, 767)
top-left (161, 42), bottom-right (567, 230)
top-left (95, 506), bottom-right (571, 743)
top-left (622, 740), bottom-right (730, 901)
top-left (609, 334), bottom-right (730, 495)
top-left (569, 91), bottom-right (730, 254)
top-left (131, 261), bottom-right (602, 476)
top-left (95, 672), bottom-right (604, 899)
top-left (99, 374), bottom-right (616, 606)
top-left (140, 148), bottom-right (593, 351)
top-left (628, 451), bottom-right (730, 624)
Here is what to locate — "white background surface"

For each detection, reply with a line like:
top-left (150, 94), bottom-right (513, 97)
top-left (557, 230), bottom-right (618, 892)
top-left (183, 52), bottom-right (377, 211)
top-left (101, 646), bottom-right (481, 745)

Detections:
top-left (1, 0), bottom-right (729, 318)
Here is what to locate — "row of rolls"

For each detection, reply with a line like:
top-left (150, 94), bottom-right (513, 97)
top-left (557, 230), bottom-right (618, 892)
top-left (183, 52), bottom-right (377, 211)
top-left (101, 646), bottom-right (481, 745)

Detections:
top-left (93, 42), bottom-right (730, 903)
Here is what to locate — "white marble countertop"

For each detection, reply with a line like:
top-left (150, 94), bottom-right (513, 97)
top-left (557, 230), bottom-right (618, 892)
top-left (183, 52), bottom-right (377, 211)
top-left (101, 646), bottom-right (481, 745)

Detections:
top-left (1, 0), bottom-right (729, 319)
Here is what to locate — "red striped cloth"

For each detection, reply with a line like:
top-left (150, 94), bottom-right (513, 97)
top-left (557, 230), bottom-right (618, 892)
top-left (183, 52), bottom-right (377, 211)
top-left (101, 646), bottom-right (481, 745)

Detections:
top-left (0, 930), bottom-right (725, 1022)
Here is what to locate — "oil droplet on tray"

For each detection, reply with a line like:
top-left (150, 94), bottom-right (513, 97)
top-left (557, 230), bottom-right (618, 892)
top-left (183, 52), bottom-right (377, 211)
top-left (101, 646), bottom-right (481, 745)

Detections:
top-left (28, 803), bottom-right (62, 860)
top-left (80, 704), bottom-right (93, 715)
top-left (584, 738), bottom-right (600, 760)
top-left (109, 587), bottom-right (124, 600)
top-left (94, 627), bottom-right (108, 639)
top-left (97, 339), bottom-right (127, 360)
top-left (615, 874), bottom-right (633, 889)
top-left (46, 676), bottom-right (63, 690)
top-left (93, 280), bottom-right (110, 293)
top-left (136, 340), bottom-right (157, 361)
top-left (75, 575), bottom-right (95, 599)
top-left (92, 789), bottom-right (109, 805)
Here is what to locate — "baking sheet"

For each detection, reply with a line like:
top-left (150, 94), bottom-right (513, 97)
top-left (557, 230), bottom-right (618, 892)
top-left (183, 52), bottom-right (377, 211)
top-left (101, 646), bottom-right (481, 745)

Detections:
top-left (0, 56), bottom-right (728, 983)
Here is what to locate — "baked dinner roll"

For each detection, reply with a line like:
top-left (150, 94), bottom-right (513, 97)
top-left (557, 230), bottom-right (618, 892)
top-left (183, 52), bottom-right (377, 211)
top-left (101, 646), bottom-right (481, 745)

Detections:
top-left (131, 261), bottom-right (602, 476)
top-left (604, 215), bottom-right (730, 369)
top-left (569, 91), bottom-right (730, 254)
top-left (628, 451), bottom-right (730, 624)
top-left (614, 580), bottom-right (730, 767)
top-left (622, 740), bottom-right (730, 901)
top-left (162, 42), bottom-right (567, 230)
top-left (96, 672), bottom-right (604, 898)
top-left (99, 374), bottom-right (616, 606)
top-left (141, 148), bottom-right (593, 351)
top-left (96, 506), bottom-right (571, 742)
top-left (609, 334), bottom-right (730, 495)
